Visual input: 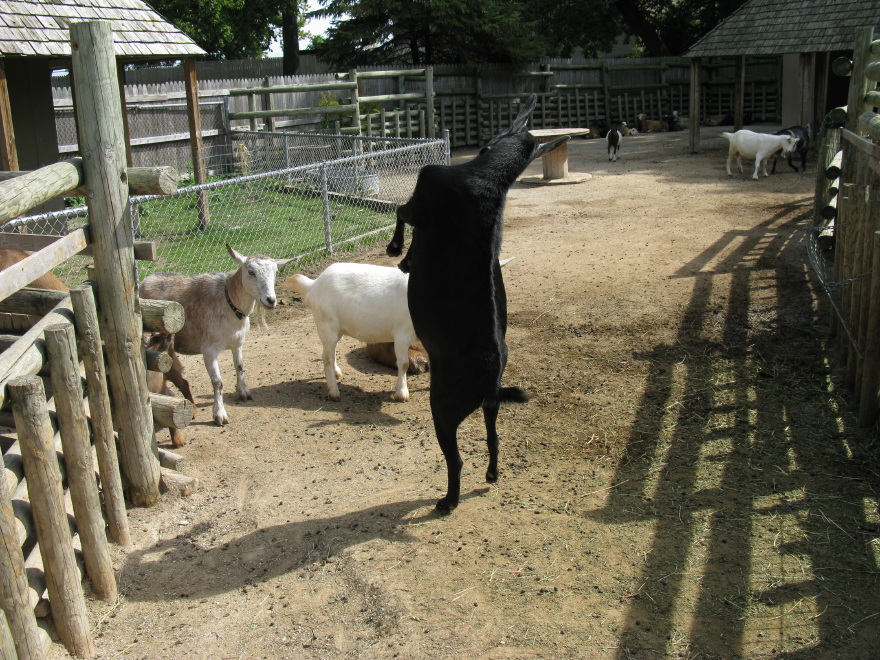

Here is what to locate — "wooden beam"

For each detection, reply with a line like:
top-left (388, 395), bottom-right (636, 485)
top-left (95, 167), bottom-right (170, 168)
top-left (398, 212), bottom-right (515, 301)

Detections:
top-left (0, 59), bottom-right (18, 171)
top-left (0, 159), bottom-right (83, 226)
top-left (0, 232), bottom-right (156, 261)
top-left (0, 163), bottom-right (179, 197)
top-left (0, 229), bottom-right (87, 301)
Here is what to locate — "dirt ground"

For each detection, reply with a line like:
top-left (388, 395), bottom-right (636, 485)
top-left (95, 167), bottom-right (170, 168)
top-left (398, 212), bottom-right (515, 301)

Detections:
top-left (50, 127), bottom-right (880, 660)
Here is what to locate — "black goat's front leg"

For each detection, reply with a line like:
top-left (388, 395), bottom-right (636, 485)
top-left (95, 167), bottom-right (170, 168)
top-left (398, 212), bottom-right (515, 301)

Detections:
top-left (386, 207), bottom-right (409, 257)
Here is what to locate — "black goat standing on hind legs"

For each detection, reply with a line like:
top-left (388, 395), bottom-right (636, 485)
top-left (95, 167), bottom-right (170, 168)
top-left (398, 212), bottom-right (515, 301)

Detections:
top-left (387, 94), bottom-right (569, 514)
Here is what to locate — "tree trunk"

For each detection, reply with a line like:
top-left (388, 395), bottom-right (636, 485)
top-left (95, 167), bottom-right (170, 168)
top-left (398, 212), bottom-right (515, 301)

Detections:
top-left (282, 7), bottom-right (300, 76)
top-left (614, 0), bottom-right (671, 56)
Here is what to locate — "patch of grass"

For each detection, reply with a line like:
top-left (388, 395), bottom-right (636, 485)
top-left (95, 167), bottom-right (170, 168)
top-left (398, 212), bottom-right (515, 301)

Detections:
top-left (134, 179), bottom-right (393, 277)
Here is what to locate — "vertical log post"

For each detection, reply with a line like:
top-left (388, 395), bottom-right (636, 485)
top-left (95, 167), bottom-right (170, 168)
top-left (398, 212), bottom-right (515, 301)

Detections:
top-left (858, 230), bottom-right (880, 425)
top-left (10, 376), bottom-right (94, 658)
top-left (0, 487), bottom-right (44, 660)
top-left (70, 21), bottom-right (160, 507)
top-left (0, 60), bottom-right (18, 171)
top-left (733, 55), bottom-right (745, 131)
top-left (184, 57), bottom-right (210, 230)
top-left (425, 67), bottom-right (435, 139)
top-left (0, 610), bottom-right (17, 660)
top-left (44, 323), bottom-right (117, 602)
top-left (69, 285), bottom-right (130, 546)
top-left (689, 58), bottom-right (701, 153)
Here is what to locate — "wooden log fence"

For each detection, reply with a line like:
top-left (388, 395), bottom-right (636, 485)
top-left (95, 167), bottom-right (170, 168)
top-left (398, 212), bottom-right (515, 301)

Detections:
top-left (812, 28), bottom-right (880, 427)
top-left (217, 57), bottom-right (779, 151)
top-left (0, 20), bottom-right (195, 659)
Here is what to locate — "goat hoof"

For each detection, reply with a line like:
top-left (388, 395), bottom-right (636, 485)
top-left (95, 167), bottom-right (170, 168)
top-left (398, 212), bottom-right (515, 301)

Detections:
top-left (486, 469), bottom-right (498, 483)
top-left (386, 243), bottom-right (401, 257)
top-left (391, 391), bottom-right (409, 402)
top-left (435, 497), bottom-right (458, 514)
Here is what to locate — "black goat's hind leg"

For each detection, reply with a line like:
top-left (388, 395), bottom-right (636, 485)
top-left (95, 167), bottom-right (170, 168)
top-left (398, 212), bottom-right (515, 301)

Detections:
top-left (483, 398), bottom-right (500, 483)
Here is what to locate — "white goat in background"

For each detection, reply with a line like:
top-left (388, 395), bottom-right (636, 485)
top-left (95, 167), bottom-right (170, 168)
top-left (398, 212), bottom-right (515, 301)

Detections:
top-left (722, 129), bottom-right (798, 180)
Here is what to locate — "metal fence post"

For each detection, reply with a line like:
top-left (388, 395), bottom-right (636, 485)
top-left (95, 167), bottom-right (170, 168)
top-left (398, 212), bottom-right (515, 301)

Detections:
top-left (320, 163), bottom-right (333, 254)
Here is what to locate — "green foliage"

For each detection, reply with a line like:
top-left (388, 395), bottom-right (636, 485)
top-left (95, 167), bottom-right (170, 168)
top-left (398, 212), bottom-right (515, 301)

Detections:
top-left (149, 0), bottom-right (309, 60)
top-left (309, 0), bottom-right (747, 65)
top-left (317, 91), bottom-right (340, 129)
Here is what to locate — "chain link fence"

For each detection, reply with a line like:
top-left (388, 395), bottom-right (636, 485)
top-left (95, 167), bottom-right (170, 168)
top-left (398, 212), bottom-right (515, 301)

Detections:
top-left (3, 131), bottom-right (449, 284)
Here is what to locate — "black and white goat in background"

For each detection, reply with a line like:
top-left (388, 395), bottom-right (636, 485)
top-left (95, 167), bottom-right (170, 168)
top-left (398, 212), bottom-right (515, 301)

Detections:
top-left (607, 124), bottom-right (623, 162)
top-left (387, 94), bottom-right (568, 513)
top-left (771, 125), bottom-right (811, 173)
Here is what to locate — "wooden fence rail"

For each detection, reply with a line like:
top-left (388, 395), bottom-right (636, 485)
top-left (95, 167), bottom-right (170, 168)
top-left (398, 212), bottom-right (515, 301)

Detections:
top-left (0, 20), bottom-right (194, 659)
top-left (813, 28), bottom-right (880, 427)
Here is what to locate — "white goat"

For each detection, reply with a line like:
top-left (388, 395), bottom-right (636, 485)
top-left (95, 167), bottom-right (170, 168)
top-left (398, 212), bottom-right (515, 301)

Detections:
top-left (287, 263), bottom-right (416, 402)
top-left (722, 129), bottom-right (798, 180)
top-left (139, 244), bottom-right (292, 426)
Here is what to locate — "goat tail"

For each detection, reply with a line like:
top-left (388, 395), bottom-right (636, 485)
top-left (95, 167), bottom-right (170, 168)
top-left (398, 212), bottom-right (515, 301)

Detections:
top-left (285, 274), bottom-right (313, 297)
top-left (498, 386), bottom-right (530, 404)
top-left (721, 131), bottom-right (734, 141)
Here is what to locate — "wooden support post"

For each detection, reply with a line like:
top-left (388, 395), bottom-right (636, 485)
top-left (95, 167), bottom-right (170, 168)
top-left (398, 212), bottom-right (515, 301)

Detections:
top-left (847, 28), bottom-right (874, 134)
top-left (115, 61), bottom-right (132, 168)
top-left (0, 610), bottom-right (18, 660)
top-left (0, 60), bottom-right (18, 171)
top-left (734, 56), bottom-right (745, 131)
top-left (425, 67), bottom-right (435, 139)
top-left (349, 70), bottom-right (361, 135)
top-left (45, 323), bottom-right (116, 601)
top-left (689, 59), bottom-right (701, 153)
top-left (859, 230), bottom-right (880, 425)
top-left (184, 57), bottom-right (210, 230)
top-left (263, 77), bottom-right (276, 132)
top-left (814, 128), bottom-right (841, 226)
top-left (10, 376), bottom-right (94, 658)
top-left (0, 487), bottom-right (45, 660)
top-left (70, 21), bottom-right (159, 507)
top-left (69, 285), bottom-right (130, 546)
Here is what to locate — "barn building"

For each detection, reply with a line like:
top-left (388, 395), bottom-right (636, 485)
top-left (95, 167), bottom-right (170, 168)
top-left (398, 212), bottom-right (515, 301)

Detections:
top-left (684, 0), bottom-right (880, 150)
top-left (0, 0), bottom-right (205, 210)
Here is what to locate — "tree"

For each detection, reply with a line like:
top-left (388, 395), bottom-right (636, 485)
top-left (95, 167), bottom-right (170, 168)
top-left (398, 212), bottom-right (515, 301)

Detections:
top-left (310, 0), bottom-right (547, 68)
top-left (149, 0), bottom-right (308, 72)
top-left (309, 0), bottom-right (747, 66)
top-left (148, 0), bottom-right (277, 59)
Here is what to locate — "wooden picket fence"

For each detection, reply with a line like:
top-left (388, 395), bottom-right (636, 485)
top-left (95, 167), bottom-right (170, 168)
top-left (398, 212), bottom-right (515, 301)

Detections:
top-left (811, 27), bottom-right (880, 427)
top-left (0, 22), bottom-right (195, 659)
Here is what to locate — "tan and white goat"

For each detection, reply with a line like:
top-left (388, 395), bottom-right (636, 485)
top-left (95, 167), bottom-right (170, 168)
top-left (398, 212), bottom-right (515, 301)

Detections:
top-left (139, 244), bottom-right (292, 425)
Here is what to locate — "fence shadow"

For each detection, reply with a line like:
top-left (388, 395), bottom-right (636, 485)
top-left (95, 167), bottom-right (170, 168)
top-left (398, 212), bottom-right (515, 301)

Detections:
top-left (118, 492), bottom-right (490, 602)
top-left (584, 197), bottom-right (880, 657)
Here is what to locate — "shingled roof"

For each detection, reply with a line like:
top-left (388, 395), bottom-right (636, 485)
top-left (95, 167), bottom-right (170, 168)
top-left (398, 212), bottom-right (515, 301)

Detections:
top-left (685, 0), bottom-right (880, 58)
top-left (0, 0), bottom-right (205, 59)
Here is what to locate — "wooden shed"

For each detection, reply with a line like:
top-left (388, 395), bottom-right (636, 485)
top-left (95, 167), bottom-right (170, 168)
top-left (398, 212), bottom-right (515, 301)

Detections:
top-left (683, 0), bottom-right (880, 151)
top-left (0, 0), bottom-right (206, 210)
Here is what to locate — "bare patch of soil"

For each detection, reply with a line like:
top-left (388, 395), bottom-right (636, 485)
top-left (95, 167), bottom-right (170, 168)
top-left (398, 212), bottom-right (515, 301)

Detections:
top-left (51, 127), bottom-right (880, 660)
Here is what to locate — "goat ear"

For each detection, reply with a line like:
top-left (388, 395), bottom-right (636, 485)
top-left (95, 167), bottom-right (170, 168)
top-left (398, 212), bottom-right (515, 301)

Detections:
top-left (226, 244), bottom-right (246, 265)
top-left (533, 135), bottom-right (570, 161)
top-left (483, 94), bottom-right (538, 150)
top-left (273, 258), bottom-right (295, 267)
top-left (509, 94), bottom-right (538, 134)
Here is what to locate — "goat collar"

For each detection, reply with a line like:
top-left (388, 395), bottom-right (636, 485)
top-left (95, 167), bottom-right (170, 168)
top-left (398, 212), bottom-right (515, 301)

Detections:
top-left (224, 286), bottom-right (247, 320)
